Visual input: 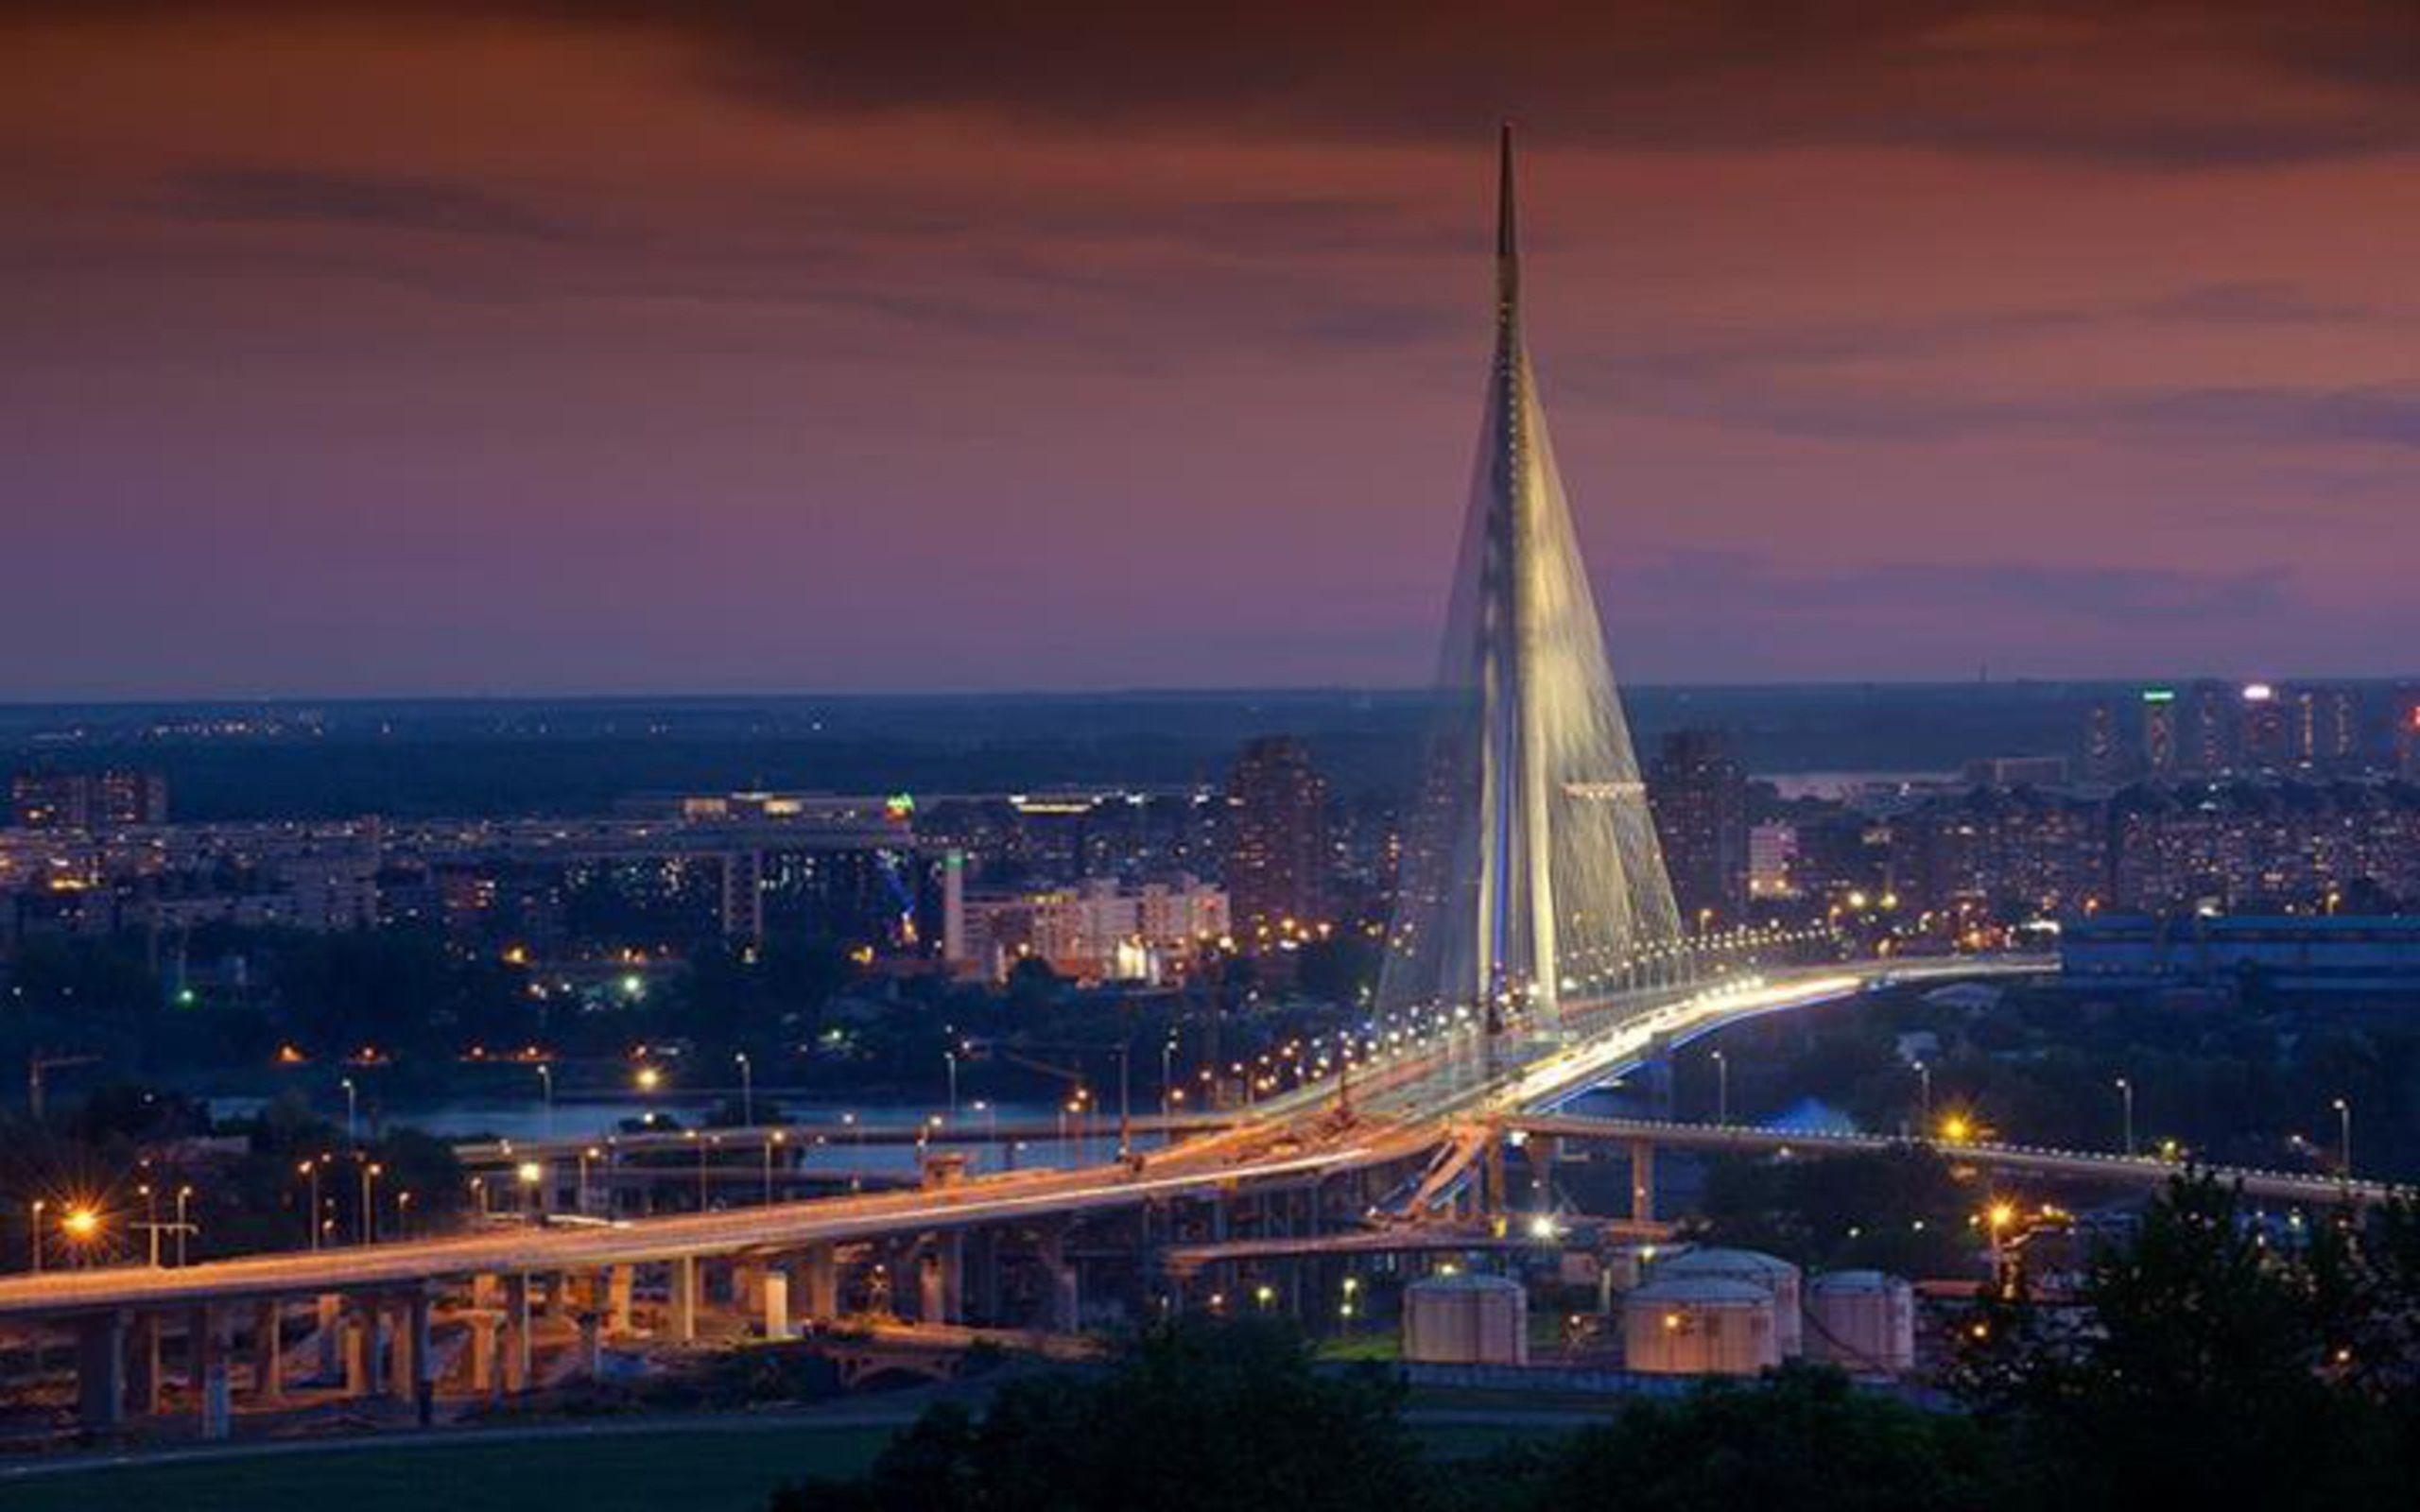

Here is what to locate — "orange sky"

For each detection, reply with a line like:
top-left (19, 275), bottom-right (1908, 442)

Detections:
top-left (3, 3), bottom-right (2414, 696)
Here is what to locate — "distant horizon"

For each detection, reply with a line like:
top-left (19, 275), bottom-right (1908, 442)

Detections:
top-left (4, 671), bottom-right (2416, 716)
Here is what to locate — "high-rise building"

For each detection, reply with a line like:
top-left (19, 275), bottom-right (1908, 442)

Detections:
top-left (2081, 699), bottom-right (2123, 782)
top-left (9, 769), bottom-right (168, 830)
top-left (1648, 730), bottom-right (1750, 930)
top-left (1221, 737), bottom-right (1331, 937)
top-left (2238, 682), bottom-right (2292, 770)
top-left (2140, 688), bottom-right (2178, 780)
top-left (2187, 680), bottom-right (2232, 774)
top-left (2294, 686), bottom-right (2357, 767)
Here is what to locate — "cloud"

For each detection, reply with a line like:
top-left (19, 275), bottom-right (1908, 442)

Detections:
top-left (158, 165), bottom-right (576, 241)
top-left (27, 2), bottom-right (2420, 166)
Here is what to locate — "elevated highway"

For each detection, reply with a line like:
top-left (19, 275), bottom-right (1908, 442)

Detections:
top-left (0, 953), bottom-right (2050, 1435)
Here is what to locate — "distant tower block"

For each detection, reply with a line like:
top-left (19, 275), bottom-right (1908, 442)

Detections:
top-left (1379, 128), bottom-right (1680, 1028)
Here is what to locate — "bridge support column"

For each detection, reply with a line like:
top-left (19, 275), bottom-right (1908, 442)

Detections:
top-left (408, 1293), bottom-right (436, 1423)
top-left (467, 1312), bottom-right (499, 1395)
top-left (1629, 1141), bottom-right (1656, 1225)
top-left (917, 1232), bottom-right (961, 1325)
top-left (340, 1308), bottom-right (372, 1397)
top-left (251, 1298), bottom-right (285, 1406)
top-left (800, 1244), bottom-right (838, 1323)
top-left (128, 1311), bottom-right (163, 1416)
top-left (191, 1305), bottom-right (231, 1440)
top-left (385, 1299), bottom-right (417, 1403)
top-left (577, 1311), bottom-right (603, 1377)
top-left (75, 1310), bottom-right (128, 1434)
top-left (762, 1267), bottom-right (792, 1340)
top-left (668, 1254), bottom-right (699, 1343)
top-left (1037, 1228), bottom-right (1079, 1332)
top-left (502, 1276), bottom-right (532, 1392)
top-left (315, 1293), bottom-right (342, 1381)
top-left (606, 1265), bottom-right (635, 1334)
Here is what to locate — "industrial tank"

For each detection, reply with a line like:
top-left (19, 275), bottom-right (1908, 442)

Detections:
top-left (1402, 1273), bottom-right (1529, 1366)
top-left (1623, 1275), bottom-right (1779, 1376)
top-left (1805, 1270), bottom-right (1915, 1375)
top-left (1651, 1247), bottom-right (1804, 1356)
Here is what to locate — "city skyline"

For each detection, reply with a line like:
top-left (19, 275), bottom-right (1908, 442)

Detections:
top-left (6, 3), bottom-right (2418, 698)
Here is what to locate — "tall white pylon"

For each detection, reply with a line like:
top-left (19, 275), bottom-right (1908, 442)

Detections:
top-left (1379, 126), bottom-right (1681, 1033)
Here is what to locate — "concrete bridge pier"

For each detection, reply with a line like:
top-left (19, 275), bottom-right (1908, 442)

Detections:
top-left (128, 1311), bottom-right (162, 1416)
top-left (799, 1243), bottom-right (838, 1324)
top-left (251, 1298), bottom-right (285, 1407)
top-left (191, 1305), bottom-right (231, 1440)
top-left (466, 1310), bottom-right (500, 1395)
top-left (1036, 1227), bottom-right (1080, 1332)
top-left (761, 1267), bottom-right (791, 1340)
top-left (340, 1307), bottom-right (372, 1397)
top-left (606, 1265), bottom-right (635, 1335)
top-left (383, 1298), bottom-right (418, 1404)
top-left (667, 1254), bottom-right (699, 1343)
top-left (576, 1310), bottom-right (603, 1376)
top-left (916, 1232), bottom-right (962, 1325)
top-left (75, 1310), bottom-right (128, 1433)
top-left (502, 1275), bottom-right (532, 1391)
top-left (314, 1293), bottom-right (342, 1381)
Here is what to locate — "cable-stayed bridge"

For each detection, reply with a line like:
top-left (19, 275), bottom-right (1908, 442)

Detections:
top-left (0, 133), bottom-right (2057, 1438)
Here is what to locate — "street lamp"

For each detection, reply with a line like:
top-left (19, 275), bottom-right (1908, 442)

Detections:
top-left (1711, 1050), bottom-right (1729, 1125)
top-left (943, 1050), bottom-right (959, 1120)
top-left (1913, 1060), bottom-right (1931, 1121)
top-left (358, 1160), bottom-right (383, 1245)
top-left (175, 1185), bottom-right (194, 1267)
top-left (579, 1145), bottom-right (601, 1215)
top-left (339, 1076), bottom-right (357, 1146)
top-left (394, 1190), bottom-right (412, 1240)
top-left (516, 1159), bottom-right (544, 1217)
top-left (60, 1206), bottom-right (101, 1265)
top-left (762, 1130), bottom-right (785, 1205)
top-left (2333, 1097), bottom-right (2352, 1177)
top-left (537, 1062), bottom-right (554, 1142)
top-left (735, 1052), bottom-right (752, 1127)
top-left (28, 1198), bottom-right (44, 1275)
top-left (2115, 1077), bottom-right (2135, 1158)
top-left (299, 1158), bottom-right (325, 1251)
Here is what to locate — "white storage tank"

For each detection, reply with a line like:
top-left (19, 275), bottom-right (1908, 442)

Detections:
top-left (1651, 1247), bottom-right (1804, 1356)
top-left (1402, 1272), bottom-right (1529, 1366)
top-left (1805, 1270), bottom-right (1915, 1375)
top-left (1623, 1275), bottom-right (1779, 1376)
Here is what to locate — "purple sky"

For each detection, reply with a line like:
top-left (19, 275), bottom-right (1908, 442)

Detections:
top-left (3, 3), bottom-right (2415, 698)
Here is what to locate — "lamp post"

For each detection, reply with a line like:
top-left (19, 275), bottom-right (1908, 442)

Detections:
top-left (1913, 1060), bottom-right (1931, 1122)
top-left (139, 1183), bottom-right (160, 1267)
top-left (1711, 1050), bottom-right (1729, 1125)
top-left (762, 1130), bottom-right (784, 1205)
top-left (579, 1145), bottom-right (600, 1215)
top-left (300, 1159), bottom-right (324, 1251)
top-left (28, 1198), bottom-right (44, 1275)
top-left (735, 1052), bottom-right (752, 1127)
top-left (340, 1077), bottom-right (357, 1147)
top-left (2115, 1077), bottom-right (2135, 1158)
top-left (2334, 1097), bottom-right (2352, 1176)
top-left (358, 1160), bottom-right (382, 1245)
top-left (842, 1111), bottom-right (860, 1193)
top-left (175, 1184), bottom-right (194, 1266)
top-left (943, 1050), bottom-right (959, 1121)
top-left (394, 1190), bottom-right (412, 1240)
top-left (537, 1062), bottom-right (554, 1142)
top-left (1161, 1037), bottom-right (1177, 1121)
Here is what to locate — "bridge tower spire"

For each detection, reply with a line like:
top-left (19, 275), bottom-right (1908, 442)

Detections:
top-left (1379, 127), bottom-right (1681, 1036)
